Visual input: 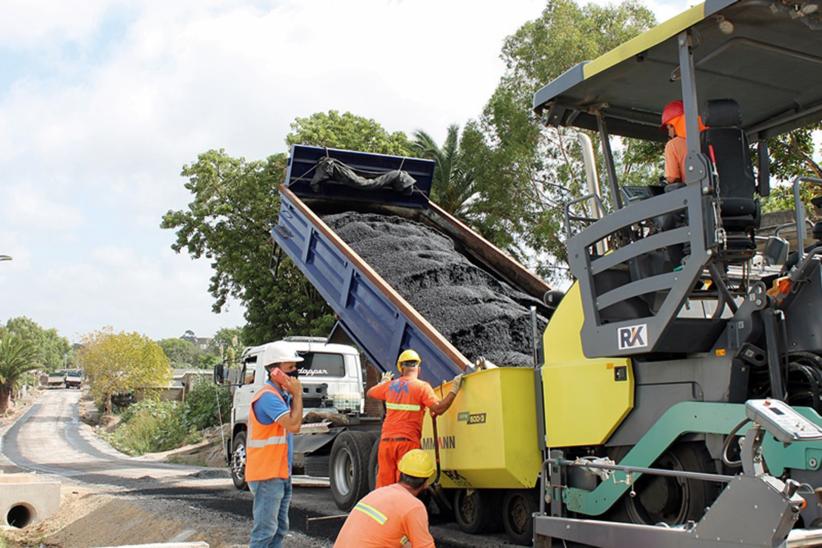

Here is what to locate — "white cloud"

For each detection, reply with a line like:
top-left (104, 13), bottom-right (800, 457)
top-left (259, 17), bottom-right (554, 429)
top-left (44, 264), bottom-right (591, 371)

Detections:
top-left (0, 0), bottom-right (113, 48)
top-left (2, 244), bottom-right (244, 342)
top-left (1, 185), bottom-right (84, 231)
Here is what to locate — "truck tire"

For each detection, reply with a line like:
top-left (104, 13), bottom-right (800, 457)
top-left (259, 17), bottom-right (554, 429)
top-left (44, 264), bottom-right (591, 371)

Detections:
top-left (330, 431), bottom-right (373, 511)
top-left (231, 431), bottom-right (249, 491)
top-left (502, 489), bottom-right (539, 545)
top-left (454, 489), bottom-right (502, 534)
top-left (367, 437), bottom-right (379, 492)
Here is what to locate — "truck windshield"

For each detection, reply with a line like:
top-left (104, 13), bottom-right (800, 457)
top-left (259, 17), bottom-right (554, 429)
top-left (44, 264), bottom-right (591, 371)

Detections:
top-left (298, 352), bottom-right (346, 378)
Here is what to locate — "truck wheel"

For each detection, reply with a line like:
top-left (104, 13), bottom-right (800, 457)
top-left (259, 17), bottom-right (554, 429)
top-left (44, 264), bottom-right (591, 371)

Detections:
top-left (454, 489), bottom-right (501, 534)
top-left (231, 431), bottom-right (248, 491)
top-left (330, 431), bottom-right (373, 511)
top-left (502, 489), bottom-right (539, 545)
top-left (367, 437), bottom-right (379, 492)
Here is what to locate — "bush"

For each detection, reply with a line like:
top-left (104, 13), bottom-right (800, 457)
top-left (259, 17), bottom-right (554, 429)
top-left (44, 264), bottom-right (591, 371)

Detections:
top-left (107, 381), bottom-right (230, 455)
top-left (107, 399), bottom-right (200, 455)
top-left (182, 378), bottom-right (231, 431)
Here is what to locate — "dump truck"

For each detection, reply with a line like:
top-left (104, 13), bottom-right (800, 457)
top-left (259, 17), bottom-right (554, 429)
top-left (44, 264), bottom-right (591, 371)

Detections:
top-left (268, 2), bottom-right (822, 546)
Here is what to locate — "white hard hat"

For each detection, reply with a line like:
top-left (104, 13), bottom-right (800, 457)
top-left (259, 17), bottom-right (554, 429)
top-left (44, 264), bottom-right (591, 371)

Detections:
top-left (260, 341), bottom-right (304, 367)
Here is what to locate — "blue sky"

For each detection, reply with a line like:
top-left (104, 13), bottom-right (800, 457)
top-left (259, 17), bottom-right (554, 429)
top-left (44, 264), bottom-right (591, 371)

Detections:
top-left (0, 0), bottom-right (689, 342)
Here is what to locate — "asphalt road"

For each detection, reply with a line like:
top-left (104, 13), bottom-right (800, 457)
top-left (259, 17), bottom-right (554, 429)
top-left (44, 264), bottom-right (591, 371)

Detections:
top-left (1, 390), bottom-right (517, 547)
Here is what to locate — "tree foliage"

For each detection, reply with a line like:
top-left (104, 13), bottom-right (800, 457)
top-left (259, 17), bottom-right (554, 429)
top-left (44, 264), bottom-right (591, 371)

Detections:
top-left (78, 329), bottom-right (171, 413)
top-left (0, 333), bottom-right (38, 413)
top-left (163, 111), bottom-right (413, 344)
top-left (460, 0), bottom-right (657, 277)
top-left (286, 111), bottom-right (411, 155)
top-left (209, 327), bottom-right (244, 366)
top-left (411, 125), bottom-right (478, 218)
top-left (2, 317), bottom-right (71, 372)
top-left (157, 338), bottom-right (202, 368)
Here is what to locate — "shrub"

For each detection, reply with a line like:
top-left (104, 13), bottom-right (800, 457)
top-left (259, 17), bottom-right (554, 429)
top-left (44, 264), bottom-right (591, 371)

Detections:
top-left (107, 399), bottom-right (199, 455)
top-left (182, 378), bottom-right (231, 431)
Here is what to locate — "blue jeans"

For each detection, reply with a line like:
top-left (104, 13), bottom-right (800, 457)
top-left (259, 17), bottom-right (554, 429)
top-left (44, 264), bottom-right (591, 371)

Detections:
top-left (249, 477), bottom-right (292, 548)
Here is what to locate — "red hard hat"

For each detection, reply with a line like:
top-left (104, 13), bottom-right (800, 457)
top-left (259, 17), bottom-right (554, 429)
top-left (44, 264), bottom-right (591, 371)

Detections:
top-left (661, 100), bottom-right (684, 126)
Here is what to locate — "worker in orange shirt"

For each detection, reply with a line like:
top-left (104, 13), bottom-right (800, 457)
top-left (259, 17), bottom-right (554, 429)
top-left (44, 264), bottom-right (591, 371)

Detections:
top-left (335, 449), bottom-right (436, 548)
top-left (661, 99), bottom-right (706, 184)
top-left (367, 349), bottom-right (462, 488)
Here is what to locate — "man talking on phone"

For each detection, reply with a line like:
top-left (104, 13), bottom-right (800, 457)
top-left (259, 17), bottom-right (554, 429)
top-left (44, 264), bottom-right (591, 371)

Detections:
top-left (247, 341), bottom-right (304, 548)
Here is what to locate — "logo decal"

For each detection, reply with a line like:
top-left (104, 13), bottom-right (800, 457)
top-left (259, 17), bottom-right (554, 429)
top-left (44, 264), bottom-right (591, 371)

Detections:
top-left (618, 324), bottom-right (648, 350)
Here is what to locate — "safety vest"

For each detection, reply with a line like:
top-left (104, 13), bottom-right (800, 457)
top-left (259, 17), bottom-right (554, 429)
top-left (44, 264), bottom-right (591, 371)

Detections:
top-left (246, 384), bottom-right (290, 482)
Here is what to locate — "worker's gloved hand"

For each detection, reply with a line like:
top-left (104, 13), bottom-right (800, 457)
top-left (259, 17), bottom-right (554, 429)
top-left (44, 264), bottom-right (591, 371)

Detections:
top-left (381, 371), bottom-right (394, 383)
top-left (449, 374), bottom-right (463, 395)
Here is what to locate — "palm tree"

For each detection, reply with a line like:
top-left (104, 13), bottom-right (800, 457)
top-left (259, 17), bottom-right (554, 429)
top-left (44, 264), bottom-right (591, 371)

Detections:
top-left (0, 333), bottom-right (38, 414)
top-left (412, 125), bottom-right (478, 218)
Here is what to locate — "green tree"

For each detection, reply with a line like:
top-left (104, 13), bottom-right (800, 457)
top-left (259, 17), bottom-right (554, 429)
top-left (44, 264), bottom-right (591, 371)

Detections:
top-left (286, 111), bottom-right (411, 154)
top-left (209, 327), bottom-right (244, 366)
top-left (411, 125), bottom-right (478, 218)
top-left (0, 333), bottom-right (38, 413)
top-left (162, 111), bottom-right (413, 344)
top-left (157, 338), bottom-right (201, 368)
top-left (460, 0), bottom-right (657, 277)
top-left (78, 329), bottom-right (171, 413)
top-left (3, 317), bottom-right (71, 372)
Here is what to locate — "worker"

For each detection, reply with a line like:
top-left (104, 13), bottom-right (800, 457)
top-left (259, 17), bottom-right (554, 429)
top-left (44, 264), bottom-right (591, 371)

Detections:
top-left (661, 99), bottom-right (706, 184)
top-left (246, 341), bottom-right (305, 548)
top-left (335, 449), bottom-right (437, 548)
top-left (367, 349), bottom-right (462, 488)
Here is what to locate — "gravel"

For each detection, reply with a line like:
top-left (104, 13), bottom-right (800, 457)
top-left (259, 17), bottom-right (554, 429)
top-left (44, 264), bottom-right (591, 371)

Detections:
top-left (322, 211), bottom-right (548, 366)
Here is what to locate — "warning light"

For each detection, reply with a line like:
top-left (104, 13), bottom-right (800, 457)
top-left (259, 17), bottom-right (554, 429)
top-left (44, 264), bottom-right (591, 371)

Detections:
top-left (715, 348), bottom-right (727, 357)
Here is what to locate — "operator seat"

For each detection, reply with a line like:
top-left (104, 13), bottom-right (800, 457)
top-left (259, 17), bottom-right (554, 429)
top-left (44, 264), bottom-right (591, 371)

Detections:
top-left (700, 99), bottom-right (760, 261)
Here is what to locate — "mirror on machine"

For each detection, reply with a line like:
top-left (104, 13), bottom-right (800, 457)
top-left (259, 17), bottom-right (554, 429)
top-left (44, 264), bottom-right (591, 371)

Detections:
top-left (763, 236), bottom-right (789, 266)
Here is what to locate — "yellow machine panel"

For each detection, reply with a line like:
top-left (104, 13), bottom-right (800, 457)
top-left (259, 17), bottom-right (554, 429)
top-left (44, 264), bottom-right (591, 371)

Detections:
top-left (542, 283), bottom-right (634, 447)
top-left (421, 367), bottom-right (541, 489)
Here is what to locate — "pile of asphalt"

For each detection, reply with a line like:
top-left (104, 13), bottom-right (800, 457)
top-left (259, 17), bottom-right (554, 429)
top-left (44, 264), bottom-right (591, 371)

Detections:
top-left (322, 212), bottom-right (547, 366)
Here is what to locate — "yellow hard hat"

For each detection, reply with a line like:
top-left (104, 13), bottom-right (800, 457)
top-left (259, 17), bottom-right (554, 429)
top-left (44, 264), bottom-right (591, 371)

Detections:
top-left (398, 449), bottom-right (435, 479)
top-left (397, 349), bottom-right (421, 372)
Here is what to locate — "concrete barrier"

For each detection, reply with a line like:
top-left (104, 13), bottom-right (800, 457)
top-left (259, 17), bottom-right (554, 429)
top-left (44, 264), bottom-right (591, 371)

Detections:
top-left (0, 473), bottom-right (60, 528)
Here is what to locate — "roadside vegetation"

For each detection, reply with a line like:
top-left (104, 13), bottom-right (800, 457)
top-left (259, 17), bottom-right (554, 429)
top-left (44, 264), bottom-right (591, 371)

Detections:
top-left (106, 378), bottom-right (230, 456)
top-left (78, 329), bottom-right (171, 413)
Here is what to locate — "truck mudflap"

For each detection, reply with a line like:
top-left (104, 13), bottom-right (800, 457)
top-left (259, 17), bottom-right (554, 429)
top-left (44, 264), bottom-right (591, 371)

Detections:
top-left (535, 400), bottom-right (822, 548)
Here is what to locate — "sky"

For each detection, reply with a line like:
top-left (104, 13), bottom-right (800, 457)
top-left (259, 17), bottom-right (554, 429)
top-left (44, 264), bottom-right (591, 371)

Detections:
top-left (0, 0), bottom-right (689, 343)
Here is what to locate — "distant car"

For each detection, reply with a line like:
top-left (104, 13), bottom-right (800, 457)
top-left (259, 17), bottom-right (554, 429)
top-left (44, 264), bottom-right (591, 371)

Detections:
top-left (65, 369), bottom-right (83, 389)
top-left (47, 369), bottom-right (67, 388)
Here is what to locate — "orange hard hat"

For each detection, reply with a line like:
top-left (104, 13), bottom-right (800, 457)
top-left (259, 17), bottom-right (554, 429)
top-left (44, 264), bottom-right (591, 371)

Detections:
top-left (661, 100), bottom-right (684, 127)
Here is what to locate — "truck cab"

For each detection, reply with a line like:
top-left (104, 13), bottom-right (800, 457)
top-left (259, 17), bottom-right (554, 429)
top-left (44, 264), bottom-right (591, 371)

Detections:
top-left (227, 337), bottom-right (364, 489)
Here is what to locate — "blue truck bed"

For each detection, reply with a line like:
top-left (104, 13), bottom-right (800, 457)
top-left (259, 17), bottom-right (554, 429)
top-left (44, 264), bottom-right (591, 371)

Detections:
top-left (272, 145), bottom-right (550, 386)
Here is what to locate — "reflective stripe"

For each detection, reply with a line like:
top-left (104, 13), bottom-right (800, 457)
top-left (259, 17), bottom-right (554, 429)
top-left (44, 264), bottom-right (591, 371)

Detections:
top-left (385, 402), bottom-right (421, 412)
top-left (247, 435), bottom-right (288, 448)
top-left (354, 501), bottom-right (388, 525)
top-left (400, 535), bottom-right (409, 545)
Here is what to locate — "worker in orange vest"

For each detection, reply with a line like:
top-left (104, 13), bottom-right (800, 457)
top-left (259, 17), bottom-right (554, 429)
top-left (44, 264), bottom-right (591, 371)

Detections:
top-left (335, 449), bottom-right (437, 547)
top-left (246, 341), bottom-right (304, 548)
top-left (367, 349), bottom-right (462, 488)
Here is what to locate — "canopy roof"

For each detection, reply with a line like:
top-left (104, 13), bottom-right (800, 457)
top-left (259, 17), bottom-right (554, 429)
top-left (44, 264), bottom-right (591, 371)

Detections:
top-left (533, 0), bottom-right (822, 142)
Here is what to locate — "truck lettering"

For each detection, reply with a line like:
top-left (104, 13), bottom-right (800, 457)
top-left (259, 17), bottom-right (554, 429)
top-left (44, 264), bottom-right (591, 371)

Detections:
top-left (421, 435), bottom-right (456, 450)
